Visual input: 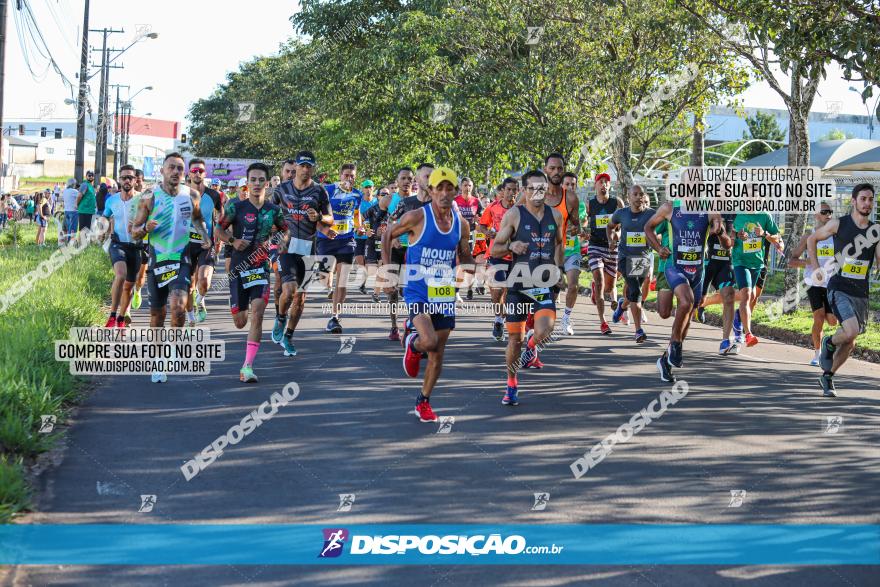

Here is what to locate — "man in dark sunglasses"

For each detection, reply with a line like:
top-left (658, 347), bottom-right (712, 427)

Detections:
top-left (788, 201), bottom-right (838, 368)
top-left (185, 158), bottom-right (224, 325)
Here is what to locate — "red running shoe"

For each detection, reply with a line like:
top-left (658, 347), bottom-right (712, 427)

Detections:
top-left (414, 401), bottom-right (438, 422)
top-left (403, 333), bottom-right (422, 377)
top-left (104, 316), bottom-right (117, 328)
top-left (745, 333), bottom-right (759, 347)
top-left (116, 318), bottom-right (126, 329)
top-left (600, 322), bottom-right (612, 335)
top-left (526, 355), bottom-right (545, 369)
top-left (388, 327), bottom-right (400, 341)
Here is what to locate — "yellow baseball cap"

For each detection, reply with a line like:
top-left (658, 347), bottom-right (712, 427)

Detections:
top-left (428, 167), bottom-right (458, 188)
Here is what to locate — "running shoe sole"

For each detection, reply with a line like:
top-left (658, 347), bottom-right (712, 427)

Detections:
top-left (502, 396), bottom-right (519, 406)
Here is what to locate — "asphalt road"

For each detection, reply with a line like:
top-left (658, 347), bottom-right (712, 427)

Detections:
top-left (5, 272), bottom-right (879, 586)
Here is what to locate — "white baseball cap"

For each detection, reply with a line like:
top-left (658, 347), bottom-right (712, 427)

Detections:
top-left (237, 177), bottom-right (247, 188)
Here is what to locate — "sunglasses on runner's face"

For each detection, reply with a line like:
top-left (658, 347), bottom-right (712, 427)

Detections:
top-left (120, 175), bottom-right (135, 181)
top-left (819, 209), bottom-right (832, 215)
top-left (190, 168), bottom-right (206, 174)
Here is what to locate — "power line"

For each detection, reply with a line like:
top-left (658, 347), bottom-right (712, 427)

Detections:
top-left (41, 0), bottom-right (78, 52)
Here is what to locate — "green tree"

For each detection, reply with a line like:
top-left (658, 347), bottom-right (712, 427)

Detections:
top-left (741, 110), bottom-right (786, 160)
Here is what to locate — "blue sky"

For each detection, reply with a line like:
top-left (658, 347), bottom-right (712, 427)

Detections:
top-left (4, 0), bottom-right (876, 130)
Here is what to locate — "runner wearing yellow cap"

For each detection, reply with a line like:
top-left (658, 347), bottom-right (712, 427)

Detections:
top-left (385, 167), bottom-right (475, 422)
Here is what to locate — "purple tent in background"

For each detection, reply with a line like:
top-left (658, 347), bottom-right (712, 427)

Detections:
top-left (187, 158), bottom-right (259, 182)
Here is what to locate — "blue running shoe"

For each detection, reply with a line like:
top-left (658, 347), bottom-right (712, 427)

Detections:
top-left (271, 316), bottom-right (287, 344)
top-left (733, 309), bottom-right (742, 338)
top-left (667, 341), bottom-right (683, 368)
top-left (635, 328), bottom-right (647, 344)
top-left (612, 297), bottom-right (626, 324)
top-left (502, 386), bottom-right (519, 406)
top-left (719, 339), bottom-right (733, 355)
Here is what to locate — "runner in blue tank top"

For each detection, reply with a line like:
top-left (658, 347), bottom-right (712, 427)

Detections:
top-left (646, 199), bottom-right (722, 383)
top-left (387, 167), bottom-right (475, 423)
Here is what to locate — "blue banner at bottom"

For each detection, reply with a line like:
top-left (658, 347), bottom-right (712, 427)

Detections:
top-left (0, 524), bottom-right (877, 565)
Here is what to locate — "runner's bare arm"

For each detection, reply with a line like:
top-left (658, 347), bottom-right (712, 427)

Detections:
top-left (130, 195), bottom-right (155, 240)
top-left (490, 207), bottom-right (523, 257)
top-left (457, 213), bottom-right (476, 269)
top-left (787, 233), bottom-right (811, 268)
top-left (606, 218), bottom-right (620, 247)
top-left (806, 218), bottom-right (839, 272)
top-left (645, 202), bottom-right (672, 258)
top-left (553, 208), bottom-right (565, 268)
top-left (381, 209), bottom-right (421, 266)
top-left (190, 199), bottom-right (212, 247)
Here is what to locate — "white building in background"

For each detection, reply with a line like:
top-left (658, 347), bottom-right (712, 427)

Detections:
top-left (1, 115), bottom-right (181, 180)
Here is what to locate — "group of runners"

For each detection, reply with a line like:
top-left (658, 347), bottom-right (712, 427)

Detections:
top-left (95, 150), bottom-right (878, 414)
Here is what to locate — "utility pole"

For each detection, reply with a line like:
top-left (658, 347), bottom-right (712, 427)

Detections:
top-left (90, 27), bottom-right (123, 180)
top-left (122, 101), bottom-right (131, 165)
top-left (111, 84), bottom-right (129, 178)
top-left (0, 0), bottom-right (9, 192)
top-left (74, 0), bottom-right (90, 183)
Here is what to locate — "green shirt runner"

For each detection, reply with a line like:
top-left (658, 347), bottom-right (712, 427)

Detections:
top-left (732, 212), bottom-right (779, 269)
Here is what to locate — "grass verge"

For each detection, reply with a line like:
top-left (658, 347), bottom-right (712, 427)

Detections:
top-left (0, 239), bottom-right (111, 522)
top-left (578, 267), bottom-right (880, 354)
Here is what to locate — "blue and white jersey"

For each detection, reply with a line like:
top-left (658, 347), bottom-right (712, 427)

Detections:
top-left (404, 205), bottom-right (461, 315)
top-left (103, 193), bottom-right (141, 243)
top-left (189, 193), bottom-right (216, 243)
top-left (317, 184), bottom-right (362, 240)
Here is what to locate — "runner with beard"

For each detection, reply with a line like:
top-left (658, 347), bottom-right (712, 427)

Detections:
top-left (215, 162), bottom-right (287, 382)
top-left (491, 170), bottom-right (564, 406)
top-left (272, 151), bottom-right (334, 356)
top-left (101, 165), bottom-right (143, 328)
top-left (586, 172), bottom-right (624, 334)
top-left (185, 158), bottom-right (224, 324)
top-left (809, 183), bottom-right (879, 397)
top-left (130, 153), bottom-right (212, 383)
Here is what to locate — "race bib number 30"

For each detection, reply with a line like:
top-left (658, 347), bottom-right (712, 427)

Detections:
top-left (841, 258), bottom-right (869, 279)
top-left (743, 238), bottom-right (762, 253)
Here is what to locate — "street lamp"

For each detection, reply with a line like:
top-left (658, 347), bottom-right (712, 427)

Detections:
top-left (848, 86), bottom-right (879, 140)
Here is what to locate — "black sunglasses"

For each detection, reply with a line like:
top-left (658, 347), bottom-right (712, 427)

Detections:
top-left (819, 210), bottom-right (833, 215)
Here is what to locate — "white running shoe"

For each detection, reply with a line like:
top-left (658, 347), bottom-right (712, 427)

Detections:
top-left (561, 315), bottom-right (574, 335)
top-left (810, 350), bottom-right (821, 367)
top-left (151, 371), bottom-right (167, 383)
